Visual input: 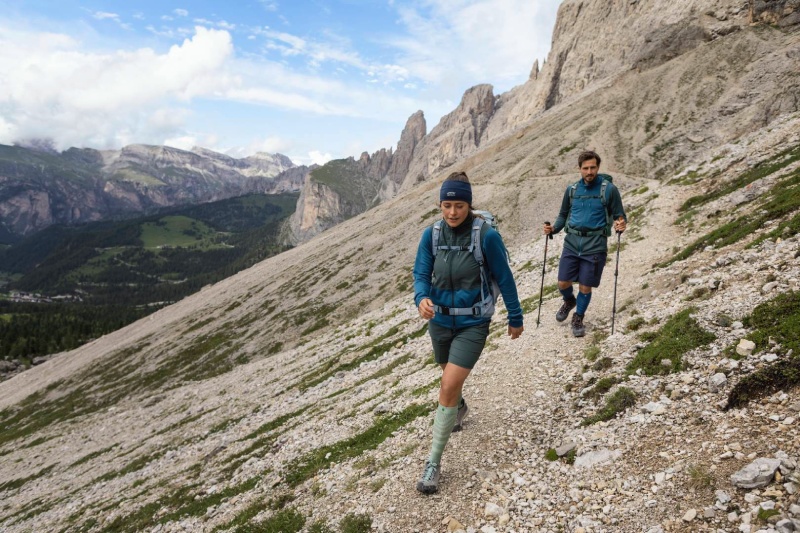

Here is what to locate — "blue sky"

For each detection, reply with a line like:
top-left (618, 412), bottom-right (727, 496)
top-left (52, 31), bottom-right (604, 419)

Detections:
top-left (0, 1), bottom-right (561, 165)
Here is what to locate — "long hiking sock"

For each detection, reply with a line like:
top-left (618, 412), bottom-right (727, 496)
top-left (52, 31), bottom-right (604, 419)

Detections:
top-left (428, 403), bottom-right (458, 465)
top-left (559, 286), bottom-right (575, 301)
top-left (576, 291), bottom-right (592, 315)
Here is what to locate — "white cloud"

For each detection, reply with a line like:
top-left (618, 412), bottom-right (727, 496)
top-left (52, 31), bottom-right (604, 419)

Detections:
top-left (308, 150), bottom-right (333, 165)
top-left (163, 135), bottom-right (197, 151)
top-left (388, 0), bottom-right (560, 92)
top-left (173, 9), bottom-right (189, 17)
top-left (92, 11), bottom-right (120, 21)
top-left (225, 136), bottom-right (294, 158)
top-left (0, 25), bottom-right (234, 149)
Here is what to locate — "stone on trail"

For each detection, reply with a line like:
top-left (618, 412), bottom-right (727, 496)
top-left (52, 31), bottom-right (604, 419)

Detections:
top-left (730, 457), bottom-right (782, 488)
top-left (736, 338), bottom-right (756, 356)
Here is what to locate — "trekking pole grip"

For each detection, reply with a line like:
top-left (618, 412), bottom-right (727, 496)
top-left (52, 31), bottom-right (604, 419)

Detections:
top-left (544, 220), bottom-right (553, 240)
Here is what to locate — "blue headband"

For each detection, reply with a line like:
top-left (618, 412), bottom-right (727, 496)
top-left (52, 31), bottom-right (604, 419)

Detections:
top-left (439, 181), bottom-right (472, 204)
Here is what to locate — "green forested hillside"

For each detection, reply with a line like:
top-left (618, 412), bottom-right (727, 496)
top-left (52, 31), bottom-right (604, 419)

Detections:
top-left (0, 193), bottom-right (298, 363)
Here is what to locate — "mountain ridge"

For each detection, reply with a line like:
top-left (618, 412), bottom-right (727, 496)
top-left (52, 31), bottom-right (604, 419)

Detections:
top-left (0, 143), bottom-right (305, 242)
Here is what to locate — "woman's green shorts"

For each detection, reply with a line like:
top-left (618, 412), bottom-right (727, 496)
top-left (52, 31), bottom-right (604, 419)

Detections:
top-left (428, 321), bottom-right (490, 369)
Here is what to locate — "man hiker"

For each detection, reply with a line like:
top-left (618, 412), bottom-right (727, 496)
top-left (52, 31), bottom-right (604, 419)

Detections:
top-left (543, 150), bottom-right (627, 337)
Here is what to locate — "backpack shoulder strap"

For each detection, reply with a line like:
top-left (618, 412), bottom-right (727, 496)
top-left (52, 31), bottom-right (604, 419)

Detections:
top-left (600, 179), bottom-right (608, 207)
top-left (431, 220), bottom-right (443, 257)
top-left (568, 180), bottom-right (580, 205)
top-left (471, 218), bottom-right (486, 266)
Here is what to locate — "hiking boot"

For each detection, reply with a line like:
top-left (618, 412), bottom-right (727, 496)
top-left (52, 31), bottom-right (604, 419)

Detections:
top-left (571, 313), bottom-right (586, 337)
top-left (556, 297), bottom-right (577, 322)
top-left (452, 399), bottom-right (468, 432)
top-left (416, 460), bottom-right (440, 494)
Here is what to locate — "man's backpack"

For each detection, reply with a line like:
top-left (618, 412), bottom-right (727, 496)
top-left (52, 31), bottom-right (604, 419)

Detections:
top-left (565, 174), bottom-right (614, 237)
top-left (430, 211), bottom-right (503, 318)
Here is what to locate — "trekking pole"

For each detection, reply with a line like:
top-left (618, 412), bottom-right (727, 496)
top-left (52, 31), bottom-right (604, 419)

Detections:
top-left (611, 222), bottom-right (623, 335)
top-left (536, 221), bottom-right (554, 328)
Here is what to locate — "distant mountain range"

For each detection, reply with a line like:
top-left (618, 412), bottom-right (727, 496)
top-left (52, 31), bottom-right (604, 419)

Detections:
top-left (0, 143), bottom-right (307, 243)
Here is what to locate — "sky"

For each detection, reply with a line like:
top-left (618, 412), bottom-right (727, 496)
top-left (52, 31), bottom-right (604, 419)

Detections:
top-left (0, 1), bottom-right (562, 166)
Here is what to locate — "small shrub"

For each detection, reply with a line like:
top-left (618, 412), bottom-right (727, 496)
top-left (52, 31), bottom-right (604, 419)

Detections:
top-left (308, 520), bottom-right (335, 533)
top-left (370, 478), bottom-right (386, 492)
top-left (584, 345), bottom-right (601, 362)
top-left (256, 507), bottom-right (305, 532)
top-left (581, 387), bottom-right (637, 426)
top-left (626, 317), bottom-right (646, 332)
top-left (339, 513), bottom-right (372, 533)
top-left (563, 448), bottom-right (577, 465)
top-left (593, 357), bottom-right (613, 371)
top-left (584, 376), bottom-right (619, 400)
top-left (544, 448), bottom-right (559, 461)
top-left (686, 464), bottom-right (714, 491)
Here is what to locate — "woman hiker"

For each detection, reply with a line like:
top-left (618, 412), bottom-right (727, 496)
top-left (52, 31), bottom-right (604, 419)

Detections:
top-left (412, 171), bottom-right (524, 494)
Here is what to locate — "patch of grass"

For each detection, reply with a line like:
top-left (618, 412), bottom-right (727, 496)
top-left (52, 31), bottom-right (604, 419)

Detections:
top-left (232, 506), bottom-right (305, 533)
top-left (520, 284), bottom-right (558, 314)
top-left (584, 377), bottom-right (619, 401)
top-left (284, 403), bottom-right (429, 487)
top-left (0, 463), bottom-right (56, 492)
top-left (102, 477), bottom-right (260, 532)
top-left (308, 521), bottom-right (335, 533)
top-left (411, 380), bottom-right (439, 397)
top-left (581, 387), bottom-right (637, 426)
top-left (626, 308), bottom-right (715, 375)
top-left (339, 513), bottom-right (372, 533)
top-left (626, 316), bottom-right (646, 332)
top-left (544, 448), bottom-right (558, 461)
top-left (558, 142), bottom-right (577, 156)
top-left (726, 292), bottom-right (800, 409)
top-left (680, 142), bottom-right (800, 212)
top-left (584, 345), bottom-right (601, 362)
top-left (421, 208), bottom-right (440, 221)
top-left (563, 448), bottom-right (577, 465)
top-left (686, 464), bottom-right (714, 491)
top-left (69, 445), bottom-right (117, 468)
top-left (593, 357), bottom-right (613, 371)
top-left (661, 166), bottom-right (800, 267)
top-left (94, 449), bottom-right (166, 483)
top-left (757, 508), bottom-right (781, 523)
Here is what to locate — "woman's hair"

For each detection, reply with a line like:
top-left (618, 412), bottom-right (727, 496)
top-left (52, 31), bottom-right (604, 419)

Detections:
top-left (578, 151), bottom-right (601, 167)
top-left (444, 171), bottom-right (470, 183)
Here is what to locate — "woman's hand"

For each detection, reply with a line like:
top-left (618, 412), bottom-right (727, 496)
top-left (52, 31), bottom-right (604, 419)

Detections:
top-left (418, 298), bottom-right (434, 320)
top-left (508, 325), bottom-right (524, 339)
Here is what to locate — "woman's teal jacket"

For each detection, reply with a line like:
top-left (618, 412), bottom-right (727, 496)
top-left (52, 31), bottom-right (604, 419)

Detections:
top-left (413, 216), bottom-right (523, 329)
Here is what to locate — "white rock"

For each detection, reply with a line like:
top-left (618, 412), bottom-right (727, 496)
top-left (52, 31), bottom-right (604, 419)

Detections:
top-left (736, 339), bottom-right (756, 356)
top-left (484, 503), bottom-right (505, 517)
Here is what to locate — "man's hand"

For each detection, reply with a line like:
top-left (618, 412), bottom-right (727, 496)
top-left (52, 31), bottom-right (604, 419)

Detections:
top-left (614, 217), bottom-right (626, 234)
top-left (543, 223), bottom-right (553, 235)
top-left (418, 298), bottom-right (434, 320)
top-left (508, 325), bottom-right (524, 339)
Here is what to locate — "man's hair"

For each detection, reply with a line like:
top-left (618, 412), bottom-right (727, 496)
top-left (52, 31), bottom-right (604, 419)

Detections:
top-left (578, 151), bottom-right (601, 167)
top-left (445, 171), bottom-right (470, 183)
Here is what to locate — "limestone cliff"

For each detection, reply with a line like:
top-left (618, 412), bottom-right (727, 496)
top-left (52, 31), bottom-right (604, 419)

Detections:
top-left (286, 156), bottom-right (384, 244)
top-left (399, 84), bottom-right (495, 190)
